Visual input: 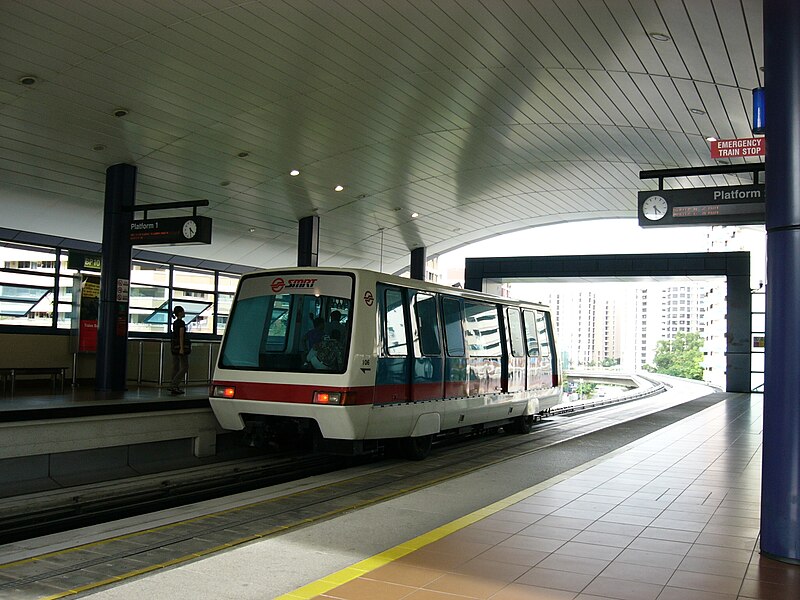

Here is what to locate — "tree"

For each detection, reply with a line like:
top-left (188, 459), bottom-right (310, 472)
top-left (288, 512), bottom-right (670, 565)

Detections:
top-left (575, 381), bottom-right (598, 398)
top-left (651, 332), bottom-right (704, 380)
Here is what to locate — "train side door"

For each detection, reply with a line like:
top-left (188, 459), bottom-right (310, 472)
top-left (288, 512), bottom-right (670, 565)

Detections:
top-left (440, 296), bottom-right (468, 398)
top-left (522, 309), bottom-right (544, 390)
top-left (409, 291), bottom-right (444, 401)
top-left (505, 307), bottom-right (527, 393)
top-left (375, 285), bottom-right (411, 404)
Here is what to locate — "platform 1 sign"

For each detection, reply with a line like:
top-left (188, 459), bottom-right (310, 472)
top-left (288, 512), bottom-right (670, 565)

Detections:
top-left (638, 184), bottom-right (765, 227)
top-left (710, 137), bottom-right (765, 159)
top-left (129, 216), bottom-right (212, 245)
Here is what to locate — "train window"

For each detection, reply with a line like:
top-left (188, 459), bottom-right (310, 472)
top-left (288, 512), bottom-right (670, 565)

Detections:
top-left (535, 310), bottom-right (551, 358)
top-left (220, 272), bottom-right (353, 372)
top-left (506, 308), bottom-right (525, 357)
top-left (414, 292), bottom-right (441, 356)
top-left (464, 301), bottom-right (501, 356)
top-left (441, 296), bottom-right (465, 357)
top-left (384, 288), bottom-right (408, 356)
top-left (522, 309), bottom-right (540, 356)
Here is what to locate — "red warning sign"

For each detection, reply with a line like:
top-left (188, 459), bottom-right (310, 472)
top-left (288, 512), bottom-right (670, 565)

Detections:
top-left (711, 137), bottom-right (765, 159)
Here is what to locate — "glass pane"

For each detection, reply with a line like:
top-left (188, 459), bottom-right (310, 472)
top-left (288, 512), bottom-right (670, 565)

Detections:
top-left (220, 272), bottom-right (352, 373)
top-left (0, 283), bottom-right (52, 325)
top-left (752, 313), bottom-right (765, 333)
top-left (56, 302), bottom-right (73, 329)
top-left (385, 289), bottom-right (407, 356)
top-left (507, 308), bottom-right (525, 357)
top-left (0, 244), bottom-right (57, 273)
top-left (441, 297), bottom-right (465, 357)
top-left (173, 289), bottom-right (214, 334)
top-left (522, 310), bottom-right (539, 356)
top-left (536, 311), bottom-right (551, 358)
top-left (414, 292), bottom-right (440, 356)
top-left (218, 274), bottom-right (239, 294)
top-left (58, 276), bottom-right (77, 303)
top-left (131, 261), bottom-right (169, 286)
top-left (174, 267), bottom-right (215, 292)
top-left (464, 301), bottom-right (500, 357)
top-left (129, 284), bottom-right (169, 333)
top-left (751, 352), bottom-right (764, 372)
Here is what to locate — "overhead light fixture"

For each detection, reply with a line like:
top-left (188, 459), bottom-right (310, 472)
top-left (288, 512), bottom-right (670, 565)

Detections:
top-left (220, 180), bottom-right (231, 187)
top-left (18, 75), bottom-right (37, 86)
top-left (112, 108), bottom-right (129, 118)
top-left (334, 185), bottom-right (344, 192)
top-left (689, 108), bottom-right (706, 115)
top-left (705, 136), bottom-right (718, 142)
top-left (248, 227), bottom-right (256, 233)
top-left (290, 169), bottom-right (300, 176)
top-left (649, 32), bottom-right (671, 42)
top-left (237, 151), bottom-right (249, 158)
top-left (92, 144), bottom-right (106, 151)
top-left (411, 212), bottom-right (419, 218)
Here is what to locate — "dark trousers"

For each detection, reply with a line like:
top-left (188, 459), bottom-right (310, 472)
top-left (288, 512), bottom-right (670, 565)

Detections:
top-left (170, 353), bottom-right (188, 388)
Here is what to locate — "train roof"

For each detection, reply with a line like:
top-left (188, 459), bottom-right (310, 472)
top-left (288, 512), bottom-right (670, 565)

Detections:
top-left (238, 266), bottom-right (551, 310)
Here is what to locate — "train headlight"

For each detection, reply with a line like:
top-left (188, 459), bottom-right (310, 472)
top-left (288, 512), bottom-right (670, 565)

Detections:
top-left (212, 385), bottom-right (236, 399)
top-left (313, 391), bottom-right (342, 405)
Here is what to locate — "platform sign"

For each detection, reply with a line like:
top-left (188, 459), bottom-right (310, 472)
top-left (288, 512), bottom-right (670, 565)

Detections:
top-left (129, 215), bottom-right (212, 245)
top-left (67, 251), bottom-right (102, 272)
top-left (638, 184), bottom-right (765, 227)
top-left (710, 137), bottom-right (765, 159)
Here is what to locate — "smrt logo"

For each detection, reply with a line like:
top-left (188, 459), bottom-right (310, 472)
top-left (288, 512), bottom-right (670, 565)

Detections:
top-left (271, 277), bottom-right (318, 293)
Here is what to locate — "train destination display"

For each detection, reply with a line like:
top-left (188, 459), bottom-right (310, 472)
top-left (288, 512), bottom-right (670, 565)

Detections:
top-left (638, 184), bottom-right (765, 227)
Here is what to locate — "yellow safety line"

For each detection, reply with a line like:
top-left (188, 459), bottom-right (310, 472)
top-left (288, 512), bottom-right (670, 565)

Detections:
top-left (275, 450), bottom-right (626, 600)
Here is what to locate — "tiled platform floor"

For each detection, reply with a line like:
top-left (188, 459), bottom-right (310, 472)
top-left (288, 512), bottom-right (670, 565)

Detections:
top-left (294, 395), bottom-right (799, 600)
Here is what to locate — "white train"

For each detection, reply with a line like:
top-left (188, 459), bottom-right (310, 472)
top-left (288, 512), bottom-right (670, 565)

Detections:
top-left (209, 268), bottom-right (562, 458)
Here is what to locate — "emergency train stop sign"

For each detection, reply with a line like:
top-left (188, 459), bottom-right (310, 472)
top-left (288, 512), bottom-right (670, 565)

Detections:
top-left (710, 137), bottom-right (765, 159)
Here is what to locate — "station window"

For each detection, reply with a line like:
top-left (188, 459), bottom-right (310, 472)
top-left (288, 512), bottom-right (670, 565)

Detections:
top-left (0, 241), bottom-right (239, 338)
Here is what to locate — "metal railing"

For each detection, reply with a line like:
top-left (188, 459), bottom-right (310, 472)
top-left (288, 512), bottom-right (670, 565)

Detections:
top-left (126, 338), bottom-right (220, 386)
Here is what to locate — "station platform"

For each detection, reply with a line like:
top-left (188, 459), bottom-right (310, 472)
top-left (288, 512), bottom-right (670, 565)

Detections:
top-left (35, 389), bottom-right (794, 600)
top-left (0, 385), bottom-right (210, 422)
top-left (0, 385), bottom-right (220, 496)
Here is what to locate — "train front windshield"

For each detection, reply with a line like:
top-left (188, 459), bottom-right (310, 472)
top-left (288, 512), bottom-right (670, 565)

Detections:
top-left (219, 273), bottom-right (353, 373)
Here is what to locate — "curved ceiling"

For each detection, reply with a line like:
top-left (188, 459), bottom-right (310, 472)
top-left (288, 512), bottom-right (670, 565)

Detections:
top-left (0, 1), bottom-right (763, 273)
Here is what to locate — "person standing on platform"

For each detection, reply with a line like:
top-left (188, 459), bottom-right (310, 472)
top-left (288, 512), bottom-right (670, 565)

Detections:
top-left (169, 305), bottom-right (191, 395)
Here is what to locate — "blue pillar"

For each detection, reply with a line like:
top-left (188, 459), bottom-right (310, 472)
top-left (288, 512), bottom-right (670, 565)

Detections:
top-left (761, 0), bottom-right (800, 562)
top-left (297, 215), bottom-right (319, 267)
top-left (95, 164), bottom-right (135, 392)
top-left (410, 247), bottom-right (426, 281)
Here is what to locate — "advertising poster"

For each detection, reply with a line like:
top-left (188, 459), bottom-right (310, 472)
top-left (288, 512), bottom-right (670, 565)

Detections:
top-left (77, 275), bottom-right (101, 353)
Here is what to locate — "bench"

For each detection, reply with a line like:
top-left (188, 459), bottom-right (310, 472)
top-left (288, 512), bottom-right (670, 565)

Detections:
top-left (0, 367), bottom-right (68, 396)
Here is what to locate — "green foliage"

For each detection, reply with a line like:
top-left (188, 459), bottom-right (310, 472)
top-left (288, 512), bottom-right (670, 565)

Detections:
top-left (651, 332), bottom-right (704, 380)
top-left (601, 357), bottom-right (620, 367)
top-left (575, 382), bottom-right (598, 398)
